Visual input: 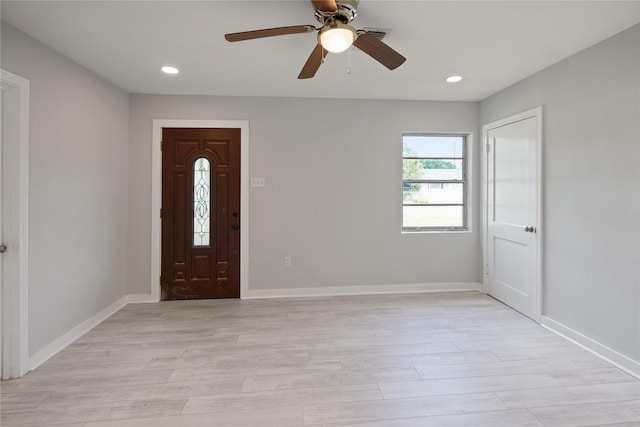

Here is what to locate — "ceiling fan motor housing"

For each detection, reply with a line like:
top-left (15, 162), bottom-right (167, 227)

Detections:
top-left (315, 0), bottom-right (358, 25)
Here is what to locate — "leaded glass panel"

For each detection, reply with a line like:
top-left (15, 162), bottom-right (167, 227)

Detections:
top-left (193, 158), bottom-right (211, 246)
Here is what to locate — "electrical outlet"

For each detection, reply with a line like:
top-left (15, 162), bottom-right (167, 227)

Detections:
top-left (250, 177), bottom-right (266, 188)
top-left (284, 256), bottom-right (292, 267)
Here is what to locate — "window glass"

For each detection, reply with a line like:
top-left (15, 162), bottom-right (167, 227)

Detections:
top-left (403, 135), bottom-right (464, 158)
top-left (402, 159), bottom-right (463, 181)
top-left (403, 206), bottom-right (464, 228)
top-left (403, 183), bottom-right (464, 205)
top-left (194, 158), bottom-right (211, 246)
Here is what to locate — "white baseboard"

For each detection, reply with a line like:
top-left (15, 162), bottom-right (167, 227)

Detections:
top-left (242, 282), bottom-right (482, 300)
top-left (27, 296), bottom-right (128, 372)
top-left (540, 315), bottom-right (640, 380)
top-left (127, 294), bottom-right (158, 304)
top-left (113, 284), bottom-right (482, 302)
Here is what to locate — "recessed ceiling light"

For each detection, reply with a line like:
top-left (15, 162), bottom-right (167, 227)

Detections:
top-left (446, 75), bottom-right (463, 83)
top-left (161, 66), bottom-right (179, 75)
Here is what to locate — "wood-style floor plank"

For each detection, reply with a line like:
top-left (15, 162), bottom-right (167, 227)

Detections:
top-left (182, 383), bottom-right (383, 415)
top-left (495, 382), bottom-right (640, 408)
top-left (302, 392), bottom-right (507, 424)
top-left (241, 366), bottom-right (421, 393)
top-left (1, 291), bottom-right (638, 426)
top-left (378, 373), bottom-right (560, 399)
top-left (323, 408), bottom-right (545, 426)
top-left (83, 406), bottom-right (304, 427)
top-left (528, 399), bottom-right (640, 427)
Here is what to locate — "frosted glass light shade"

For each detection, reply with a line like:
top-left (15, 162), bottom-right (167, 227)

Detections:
top-left (319, 24), bottom-right (356, 53)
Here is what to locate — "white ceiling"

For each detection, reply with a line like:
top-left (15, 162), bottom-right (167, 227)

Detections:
top-left (2, 1), bottom-right (639, 101)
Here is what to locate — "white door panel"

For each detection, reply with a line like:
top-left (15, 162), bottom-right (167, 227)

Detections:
top-left (0, 74), bottom-right (4, 378)
top-left (1, 70), bottom-right (29, 379)
top-left (484, 109), bottom-right (541, 321)
top-left (493, 130), bottom-right (529, 225)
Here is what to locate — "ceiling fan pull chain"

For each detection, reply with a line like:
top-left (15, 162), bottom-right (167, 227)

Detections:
top-left (347, 46), bottom-right (352, 75)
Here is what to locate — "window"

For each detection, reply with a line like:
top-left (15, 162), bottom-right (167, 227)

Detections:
top-left (193, 158), bottom-right (211, 246)
top-left (402, 133), bottom-right (467, 231)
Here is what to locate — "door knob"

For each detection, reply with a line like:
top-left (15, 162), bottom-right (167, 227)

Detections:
top-left (0, 244), bottom-right (6, 253)
top-left (524, 226), bottom-right (536, 233)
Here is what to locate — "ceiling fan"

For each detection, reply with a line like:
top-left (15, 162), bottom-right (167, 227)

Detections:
top-left (224, 0), bottom-right (406, 79)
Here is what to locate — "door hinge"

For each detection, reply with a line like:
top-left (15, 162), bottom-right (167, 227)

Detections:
top-left (161, 140), bottom-right (164, 151)
top-left (486, 143), bottom-right (491, 154)
top-left (159, 276), bottom-right (162, 284)
top-left (160, 208), bottom-right (163, 218)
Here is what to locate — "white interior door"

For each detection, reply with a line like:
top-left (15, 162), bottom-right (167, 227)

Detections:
top-left (0, 80), bottom-right (4, 378)
top-left (1, 70), bottom-right (29, 379)
top-left (484, 108), bottom-right (541, 321)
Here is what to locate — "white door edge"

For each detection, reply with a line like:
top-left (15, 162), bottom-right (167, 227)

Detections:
top-left (151, 119), bottom-right (250, 302)
top-left (0, 69), bottom-right (30, 378)
top-left (481, 106), bottom-right (543, 323)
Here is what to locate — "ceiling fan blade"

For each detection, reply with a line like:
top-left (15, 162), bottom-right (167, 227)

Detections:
top-left (311, 0), bottom-right (338, 12)
top-left (225, 25), bottom-right (316, 42)
top-left (353, 32), bottom-right (406, 70)
top-left (298, 44), bottom-right (328, 79)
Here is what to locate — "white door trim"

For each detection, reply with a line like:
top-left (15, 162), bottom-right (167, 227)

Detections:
top-left (1, 69), bottom-right (30, 378)
top-left (481, 106), bottom-right (543, 322)
top-left (151, 119), bottom-right (250, 301)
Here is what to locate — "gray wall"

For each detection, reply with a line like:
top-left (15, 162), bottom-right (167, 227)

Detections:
top-left (1, 24), bottom-right (130, 356)
top-left (481, 24), bottom-right (640, 361)
top-left (129, 96), bottom-right (480, 294)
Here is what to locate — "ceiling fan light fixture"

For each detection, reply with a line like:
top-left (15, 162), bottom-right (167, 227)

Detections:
top-left (319, 23), bottom-right (356, 53)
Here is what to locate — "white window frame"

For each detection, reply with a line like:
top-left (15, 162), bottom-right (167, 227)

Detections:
top-left (401, 132), bottom-right (473, 233)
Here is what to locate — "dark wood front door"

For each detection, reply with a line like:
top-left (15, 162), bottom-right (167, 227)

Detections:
top-left (161, 128), bottom-right (240, 300)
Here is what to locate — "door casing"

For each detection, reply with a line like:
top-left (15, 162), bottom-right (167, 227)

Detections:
top-left (152, 120), bottom-right (249, 301)
top-left (0, 69), bottom-right (30, 378)
top-left (481, 107), bottom-right (543, 322)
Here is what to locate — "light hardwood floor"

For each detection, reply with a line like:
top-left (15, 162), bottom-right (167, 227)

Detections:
top-left (1, 291), bottom-right (639, 426)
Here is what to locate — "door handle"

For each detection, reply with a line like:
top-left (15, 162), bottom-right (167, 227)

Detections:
top-left (524, 226), bottom-right (536, 233)
top-left (0, 244), bottom-right (6, 253)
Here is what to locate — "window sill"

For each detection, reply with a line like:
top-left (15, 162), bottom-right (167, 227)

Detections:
top-left (401, 229), bottom-right (471, 235)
